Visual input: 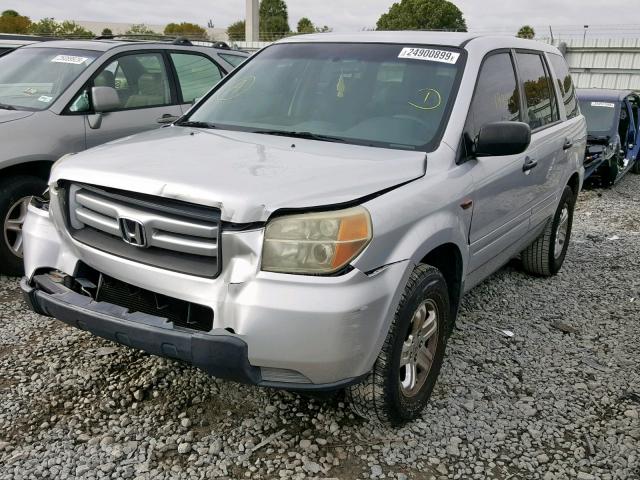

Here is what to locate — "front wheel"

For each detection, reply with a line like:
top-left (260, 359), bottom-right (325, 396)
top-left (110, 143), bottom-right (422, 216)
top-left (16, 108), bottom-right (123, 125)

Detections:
top-left (0, 176), bottom-right (47, 276)
top-left (521, 185), bottom-right (575, 277)
top-left (347, 264), bottom-right (450, 425)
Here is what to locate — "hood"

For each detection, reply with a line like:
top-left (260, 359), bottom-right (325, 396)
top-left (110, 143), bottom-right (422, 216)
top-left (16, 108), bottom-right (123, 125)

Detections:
top-left (51, 127), bottom-right (427, 223)
top-left (0, 109), bottom-right (34, 124)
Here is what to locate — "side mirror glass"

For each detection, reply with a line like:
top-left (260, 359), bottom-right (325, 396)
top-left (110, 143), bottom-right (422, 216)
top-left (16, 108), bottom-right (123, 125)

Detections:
top-left (91, 86), bottom-right (120, 113)
top-left (475, 121), bottom-right (531, 157)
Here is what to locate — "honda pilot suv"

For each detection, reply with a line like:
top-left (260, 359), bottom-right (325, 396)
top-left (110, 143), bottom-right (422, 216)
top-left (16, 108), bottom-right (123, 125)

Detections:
top-left (21, 33), bottom-right (586, 424)
top-left (0, 38), bottom-right (247, 274)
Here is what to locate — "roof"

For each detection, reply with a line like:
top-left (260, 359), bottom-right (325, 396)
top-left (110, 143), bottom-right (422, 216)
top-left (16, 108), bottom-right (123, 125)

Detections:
top-left (21, 39), bottom-right (249, 55)
top-left (576, 88), bottom-right (634, 101)
top-left (277, 31), bottom-right (558, 52)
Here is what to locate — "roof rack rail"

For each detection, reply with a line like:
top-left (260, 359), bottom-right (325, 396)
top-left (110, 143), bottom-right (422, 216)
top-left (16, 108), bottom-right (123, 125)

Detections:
top-left (172, 37), bottom-right (193, 46)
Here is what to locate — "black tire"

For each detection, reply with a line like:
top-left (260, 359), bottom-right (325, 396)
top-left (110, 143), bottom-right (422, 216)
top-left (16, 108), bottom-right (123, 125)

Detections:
top-left (347, 264), bottom-right (450, 425)
top-left (521, 185), bottom-right (575, 277)
top-left (605, 153), bottom-right (621, 186)
top-left (0, 175), bottom-right (47, 276)
top-left (631, 155), bottom-right (640, 174)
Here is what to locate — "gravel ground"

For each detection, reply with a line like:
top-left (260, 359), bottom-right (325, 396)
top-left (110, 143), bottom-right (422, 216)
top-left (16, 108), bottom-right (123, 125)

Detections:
top-left (1, 176), bottom-right (639, 480)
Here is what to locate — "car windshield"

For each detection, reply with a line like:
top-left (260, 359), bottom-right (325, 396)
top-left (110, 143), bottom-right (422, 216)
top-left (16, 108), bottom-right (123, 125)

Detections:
top-left (0, 47), bottom-right (100, 111)
top-left (186, 42), bottom-right (464, 151)
top-left (579, 99), bottom-right (618, 136)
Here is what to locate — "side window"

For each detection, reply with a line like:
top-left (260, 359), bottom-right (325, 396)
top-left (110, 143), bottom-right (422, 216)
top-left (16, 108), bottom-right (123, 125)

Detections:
top-left (466, 52), bottom-right (520, 140)
top-left (170, 53), bottom-right (223, 104)
top-left (219, 53), bottom-right (247, 68)
top-left (90, 52), bottom-right (171, 111)
top-left (516, 52), bottom-right (559, 129)
top-left (548, 53), bottom-right (578, 119)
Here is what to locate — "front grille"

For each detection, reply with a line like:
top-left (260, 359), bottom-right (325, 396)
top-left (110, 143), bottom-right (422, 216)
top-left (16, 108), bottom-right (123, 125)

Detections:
top-left (64, 183), bottom-right (221, 278)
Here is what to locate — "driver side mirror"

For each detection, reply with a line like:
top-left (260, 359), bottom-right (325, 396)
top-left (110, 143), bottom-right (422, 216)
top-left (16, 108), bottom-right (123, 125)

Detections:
top-left (91, 86), bottom-right (120, 113)
top-left (474, 121), bottom-right (531, 157)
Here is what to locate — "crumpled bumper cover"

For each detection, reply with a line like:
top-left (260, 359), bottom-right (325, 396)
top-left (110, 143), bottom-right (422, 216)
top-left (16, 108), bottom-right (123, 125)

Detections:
top-left (20, 274), bottom-right (364, 391)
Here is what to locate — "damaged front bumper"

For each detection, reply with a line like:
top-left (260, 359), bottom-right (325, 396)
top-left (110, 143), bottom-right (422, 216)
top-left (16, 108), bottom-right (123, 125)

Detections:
top-left (21, 200), bottom-right (410, 390)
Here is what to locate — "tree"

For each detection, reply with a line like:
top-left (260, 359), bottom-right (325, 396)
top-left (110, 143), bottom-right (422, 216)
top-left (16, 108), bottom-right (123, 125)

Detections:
top-left (124, 23), bottom-right (159, 39)
top-left (164, 22), bottom-right (207, 39)
top-left (227, 20), bottom-right (245, 41)
top-left (376, 0), bottom-right (467, 32)
top-left (0, 10), bottom-right (31, 34)
top-left (259, 0), bottom-right (290, 40)
top-left (101, 27), bottom-right (113, 36)
top-left (517, 25), bottom-right (535, 39)
top-left (297, 17), bottom-right (314, 34)
top-left (29, 18), bottom-right (92, 37)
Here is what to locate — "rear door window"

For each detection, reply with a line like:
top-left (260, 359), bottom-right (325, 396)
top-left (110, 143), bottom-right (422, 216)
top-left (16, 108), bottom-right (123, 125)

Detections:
top-left (466, 52), bottom-right (520, 140)
top-left (516, 52), bottom-right (559, 129)
top-left (170, 53), bottom-right (223, 104)
top-left (548, 53), bottom-right (578, 119)
top-left (219, 53), bottom-right (247, 68)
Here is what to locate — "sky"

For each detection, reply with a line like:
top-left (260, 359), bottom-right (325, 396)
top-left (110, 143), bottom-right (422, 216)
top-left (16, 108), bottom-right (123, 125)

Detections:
top-left (2, 0), bottom-right (639, 37)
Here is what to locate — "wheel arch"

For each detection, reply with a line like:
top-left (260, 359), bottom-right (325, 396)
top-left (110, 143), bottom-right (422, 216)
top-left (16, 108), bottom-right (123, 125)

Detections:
top-left (566, 171), bottom-right (581, 197)
top-left (0, 160), bottom-right (53, 183)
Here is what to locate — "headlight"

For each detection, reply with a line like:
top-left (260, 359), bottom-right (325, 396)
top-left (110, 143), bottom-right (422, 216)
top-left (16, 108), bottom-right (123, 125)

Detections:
top-left (261, 206), bottom-right (372, 274)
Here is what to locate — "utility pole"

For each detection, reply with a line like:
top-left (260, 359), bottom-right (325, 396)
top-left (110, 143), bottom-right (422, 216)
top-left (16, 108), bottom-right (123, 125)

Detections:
top-left (245, 0), bottom-right (259, 42)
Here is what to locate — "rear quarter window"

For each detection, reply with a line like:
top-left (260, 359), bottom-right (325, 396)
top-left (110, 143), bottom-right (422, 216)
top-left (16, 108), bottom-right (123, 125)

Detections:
top-left (548, 53), bottom-right (579, 119)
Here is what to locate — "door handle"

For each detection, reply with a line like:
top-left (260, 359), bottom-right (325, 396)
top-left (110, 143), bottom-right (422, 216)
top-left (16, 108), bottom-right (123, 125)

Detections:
top-left (563, 139), bottom-right (573, 150)
top-left (157, 114), bottom-right (179, 124)
top-left (523, 157), bottom-right (538, 172)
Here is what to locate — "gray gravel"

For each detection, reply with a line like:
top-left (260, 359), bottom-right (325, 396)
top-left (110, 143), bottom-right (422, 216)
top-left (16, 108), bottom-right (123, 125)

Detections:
top-left (1, 176), bottom-right (639, 480)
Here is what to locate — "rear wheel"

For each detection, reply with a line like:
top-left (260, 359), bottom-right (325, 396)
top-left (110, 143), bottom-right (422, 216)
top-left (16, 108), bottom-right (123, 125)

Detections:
top-left (347, 264), bottom-right (450, 425)
top-left (0, 176), bottom-right (47, 276)
top-left (521, 185), bottom-right (575, 277)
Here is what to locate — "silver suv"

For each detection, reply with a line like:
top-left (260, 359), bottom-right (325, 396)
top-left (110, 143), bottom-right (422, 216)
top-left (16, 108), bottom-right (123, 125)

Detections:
top-left (21, 32), bottom-right (586, 424)
top-left (0, 38), bottom-right (247, 274)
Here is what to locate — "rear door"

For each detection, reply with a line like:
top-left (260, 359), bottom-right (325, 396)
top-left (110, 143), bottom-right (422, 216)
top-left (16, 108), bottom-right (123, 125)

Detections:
top-left (168, 52), bottom-right (224, 113)
top-left (466, 51), bottom-right (534, 273)
top-left (514, 51), bottom-right (567, 229)
top-left (73, 51), bottom-right (183, 148)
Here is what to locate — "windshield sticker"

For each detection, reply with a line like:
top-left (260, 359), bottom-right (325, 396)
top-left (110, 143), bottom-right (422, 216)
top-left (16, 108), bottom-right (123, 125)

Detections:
top-left (51, 55), bottom-right (90, 65)
top-left (398, 48), bottom-right (460, 64)
top-left (591, 101), bottom-right (615, 108)
top-left (23, 87), bottom-right (38, 96)
top-left (337, 73), bottom-right (346, 98)
top-left (409, 88), bottom-right (442, 111)
top-left (38, 95), bottom-right (53, 103)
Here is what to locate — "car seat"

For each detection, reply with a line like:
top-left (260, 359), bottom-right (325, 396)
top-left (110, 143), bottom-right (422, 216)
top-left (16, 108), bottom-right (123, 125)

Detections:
top-left (125, 73), bottom-right (168, 108)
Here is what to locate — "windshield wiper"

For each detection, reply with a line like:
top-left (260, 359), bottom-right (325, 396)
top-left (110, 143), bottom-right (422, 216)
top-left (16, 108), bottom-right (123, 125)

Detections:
top-left (253, 130), bottom-right (346, 143)
top-left (0, 103), bottom-right (16, 110)
top-left (176, 120), bottom-right (217, 129)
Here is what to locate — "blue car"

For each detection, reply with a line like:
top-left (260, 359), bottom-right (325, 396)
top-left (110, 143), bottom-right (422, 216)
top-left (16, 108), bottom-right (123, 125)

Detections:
top-left (577, 88), bottom-right (640, 184)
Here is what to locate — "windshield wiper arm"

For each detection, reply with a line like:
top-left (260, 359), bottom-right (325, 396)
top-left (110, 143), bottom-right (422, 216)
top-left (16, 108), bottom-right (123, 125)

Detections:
top-left (0, 103), bottom-right (16, 110)
top-left (176, 120), bottom-right (217, 129)
top-left (253, 130), bottom-right (346, 143)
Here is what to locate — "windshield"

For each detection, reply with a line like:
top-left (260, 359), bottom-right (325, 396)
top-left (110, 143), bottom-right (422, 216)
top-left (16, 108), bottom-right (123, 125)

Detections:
top-left (0, 47), bottom-right (100, 111)
top-left (186, 43), bottom-right (464, 150)
top-left (579, 99), bottom-right (618, 137)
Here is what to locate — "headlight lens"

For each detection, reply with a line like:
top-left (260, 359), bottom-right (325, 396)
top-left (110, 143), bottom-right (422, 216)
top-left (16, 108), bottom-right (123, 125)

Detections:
top-left (261, 206), bottom-right (372, 274)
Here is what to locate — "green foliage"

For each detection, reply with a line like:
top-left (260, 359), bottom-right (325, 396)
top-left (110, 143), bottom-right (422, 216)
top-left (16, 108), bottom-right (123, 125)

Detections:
top-left (164, 22), bottom-right (207, 39)
top-left (376, 0), bottom-right (467, 32)
top-left (227, 20), bottom-right (245, 41)
top-left (517, 25), bottom-right (535, 39)
top-left (125, 24), bottom-right (158, 36)
top-left (259, 0), bottom-right (290, 40)
top-left (101, 28), bottom-right (113, 36)
top-left (0, 10), bottom-right (31, 34)
top-left (58, 20), bottom-right (93, 37)
top-left (29, 18), bottom-right (93, 37)
top-left (297, 17), bottom-right (314, 34)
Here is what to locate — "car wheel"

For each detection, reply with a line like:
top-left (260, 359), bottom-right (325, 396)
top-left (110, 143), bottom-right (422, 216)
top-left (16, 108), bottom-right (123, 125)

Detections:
top-left (631, 155), bottom-right (640, 174)
top-left (606, 153), bottom-right (621, 186)
top-left (347, 264), bottom-right (450, 425)
top-left (521, 185), bottom-right (575, 277)
top-left (0, 176), bottom-right (47, 276)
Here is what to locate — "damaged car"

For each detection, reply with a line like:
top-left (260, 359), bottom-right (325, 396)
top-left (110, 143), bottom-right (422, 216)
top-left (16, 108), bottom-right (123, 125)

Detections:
top-left (21, 32), bottom-right (586, 424)
top-left (577, 88), bottom-right (640, 184)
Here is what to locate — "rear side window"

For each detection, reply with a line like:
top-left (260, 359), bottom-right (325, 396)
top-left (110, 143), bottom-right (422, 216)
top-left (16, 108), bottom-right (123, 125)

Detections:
top-left (171, 53), bottom-right (223, 103)
top-left (219, 53), bottom-right (247, 67)
top-left (516, 52), bottom-right (559, 129)
top-left (466, 52), bottom-right (520, 139)
top-left (548, 53), bottom-right (578, 119)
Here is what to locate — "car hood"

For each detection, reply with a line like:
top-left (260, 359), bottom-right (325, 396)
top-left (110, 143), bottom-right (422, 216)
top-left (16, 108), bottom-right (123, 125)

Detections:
top-left (0, 109), bottom-right (34, 124)
top-left (51, 127), bottom-right (427, 223)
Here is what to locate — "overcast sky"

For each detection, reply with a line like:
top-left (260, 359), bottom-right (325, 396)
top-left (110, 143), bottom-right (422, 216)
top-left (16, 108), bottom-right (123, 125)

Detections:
top-left (2, 0), bottom-right (638, 36)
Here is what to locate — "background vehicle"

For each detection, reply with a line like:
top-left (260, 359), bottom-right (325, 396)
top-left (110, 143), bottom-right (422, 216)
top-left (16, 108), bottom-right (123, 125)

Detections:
top-left (0, 33), bottom-right (49, 57)
top-left (577, 88), bottom-right (640, 184)
top-left (21, 32), bottom-right (585, 424)
top-left (0, 38), bottom-right (248, 275)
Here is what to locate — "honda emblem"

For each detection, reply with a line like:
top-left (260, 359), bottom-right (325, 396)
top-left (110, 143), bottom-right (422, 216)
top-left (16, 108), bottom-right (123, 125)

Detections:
top-left (119, 218), bottom-right (147, 247)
